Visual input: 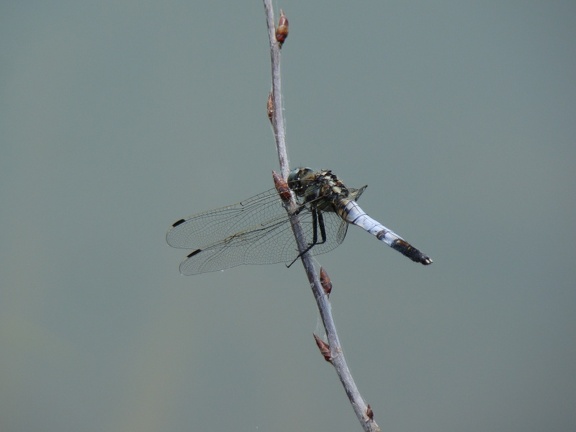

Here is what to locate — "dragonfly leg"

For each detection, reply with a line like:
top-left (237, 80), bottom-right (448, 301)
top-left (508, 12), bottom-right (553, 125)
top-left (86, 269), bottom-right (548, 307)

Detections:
top-left (307, 207), bottom-right (329, 248)
top-left (286, 207), bottom-right (327, 268)
top-left (316, 210), bottom-right (328, 245)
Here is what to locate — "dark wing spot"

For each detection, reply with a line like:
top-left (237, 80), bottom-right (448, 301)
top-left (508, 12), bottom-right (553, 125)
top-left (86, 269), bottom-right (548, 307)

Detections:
top-left (187, 249), bottom-right (202, 258)
top-left (172, 219), bottom-right (186, 227)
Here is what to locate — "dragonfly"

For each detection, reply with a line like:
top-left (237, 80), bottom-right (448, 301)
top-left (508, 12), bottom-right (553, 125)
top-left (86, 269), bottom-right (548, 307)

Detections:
top-left (167, 167), bottom-right (432, 275)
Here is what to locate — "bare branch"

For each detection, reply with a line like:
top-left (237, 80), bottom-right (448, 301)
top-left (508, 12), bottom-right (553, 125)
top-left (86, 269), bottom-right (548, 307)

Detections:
top-left (263, 2), bottom-right (380, 431)
top-left (263, 0), bottom-right (289, 178)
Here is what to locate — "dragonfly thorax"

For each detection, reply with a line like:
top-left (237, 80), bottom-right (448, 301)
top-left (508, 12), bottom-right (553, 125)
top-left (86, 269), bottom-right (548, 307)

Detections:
top-left (289, 167), bottom-right (349, 198)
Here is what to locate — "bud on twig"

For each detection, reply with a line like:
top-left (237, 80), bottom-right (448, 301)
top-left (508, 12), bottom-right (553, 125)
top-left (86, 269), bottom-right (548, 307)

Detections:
top-left (267, 92), bottom-right (274, 123)
top-left (319, 267), bottom-right (333, 297)
top-left (276, 10), bottom-right (289, 47)
top-left (272, 171), bottom-right (291, 203)
top-left (313, 333), bottom-right (332, 362)
top-left (366, 404), bottom-right (374, 421)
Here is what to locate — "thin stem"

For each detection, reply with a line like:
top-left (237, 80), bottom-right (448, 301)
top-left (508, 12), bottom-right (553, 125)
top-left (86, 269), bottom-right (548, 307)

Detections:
top-left (262, 2), bottom-right (380, 431)
top-left (263, 1), bottom-right (289, 179)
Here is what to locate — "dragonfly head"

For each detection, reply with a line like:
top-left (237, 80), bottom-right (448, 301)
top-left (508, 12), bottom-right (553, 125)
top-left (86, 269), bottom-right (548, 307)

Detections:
top-left (288, 167), bottom-right (314, 196)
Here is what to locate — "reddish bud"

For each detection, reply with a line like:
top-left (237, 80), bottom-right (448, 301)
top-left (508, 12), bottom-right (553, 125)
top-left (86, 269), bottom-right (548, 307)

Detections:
top-left (366, 404), bottom-right (374, 421)
top-left (313, 334), bottom-right (332, 362)
top-left (319, 267), bottom-right (333, 296)
top-left (273, 171), bottom-right (291, 203)
top-left (276, 10), bottom-right (289, 47)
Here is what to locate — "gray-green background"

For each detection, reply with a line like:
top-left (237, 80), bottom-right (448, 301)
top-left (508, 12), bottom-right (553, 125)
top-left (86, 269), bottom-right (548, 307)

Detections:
top-left (2, 1), bottom-right (575, 431)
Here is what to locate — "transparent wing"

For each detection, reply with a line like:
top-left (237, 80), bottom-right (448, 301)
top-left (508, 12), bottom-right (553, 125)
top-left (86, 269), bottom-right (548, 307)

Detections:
top-left (177, 211), bottom-right (348, 275)
top-left (167, 189), bottom-right (350, 275)
top-left (167, 188), bottom-right (285, 249)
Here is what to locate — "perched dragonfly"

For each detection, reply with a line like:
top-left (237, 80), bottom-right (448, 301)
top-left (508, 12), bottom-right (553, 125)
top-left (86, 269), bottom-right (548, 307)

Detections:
top-left (167, 167), bottom-right (432, 275)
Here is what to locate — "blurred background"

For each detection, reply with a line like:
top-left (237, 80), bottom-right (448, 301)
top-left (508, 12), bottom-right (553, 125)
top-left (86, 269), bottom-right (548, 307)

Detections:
top-left (1, 1), bottom-right (575, 431)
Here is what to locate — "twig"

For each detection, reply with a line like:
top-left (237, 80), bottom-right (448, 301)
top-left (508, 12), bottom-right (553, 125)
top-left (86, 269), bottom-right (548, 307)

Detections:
top-left (263, 2), bottom-right (289, 178)
top-left (262, 3), bottom-right (380, 431)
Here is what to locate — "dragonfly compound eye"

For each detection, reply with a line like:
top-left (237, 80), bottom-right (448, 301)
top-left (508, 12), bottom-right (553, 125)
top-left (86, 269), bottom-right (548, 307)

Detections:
top-left (288, 167), bottom-right (314, 194)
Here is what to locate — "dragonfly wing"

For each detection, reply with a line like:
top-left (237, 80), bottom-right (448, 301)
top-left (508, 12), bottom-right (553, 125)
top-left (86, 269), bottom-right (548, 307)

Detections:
top-left (179, 216), bottom-right (296, 275)
top-left (177, 208), bottom-right (348, 275)
top-left (166, 188), bottom-right (284, 249)
top-left (335, 218), bottom-right (349, 245)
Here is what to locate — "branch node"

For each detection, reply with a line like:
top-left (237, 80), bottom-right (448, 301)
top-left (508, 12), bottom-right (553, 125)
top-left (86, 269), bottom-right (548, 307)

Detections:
top-left (276, 10), bottom-right (289, 47)
top-left (313, 333), bottom-right (332, 362)
top-left (267, 92), bottom-right (274, 123)
top-left (366, 404), bottom-right (374, 421)
top-left (272, 171), bottom-right (291, 203)
top-left (319, 267), bottom-right (333, 297)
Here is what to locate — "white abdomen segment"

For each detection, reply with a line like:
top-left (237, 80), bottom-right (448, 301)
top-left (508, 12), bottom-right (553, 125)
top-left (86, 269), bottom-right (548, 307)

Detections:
top-left (337, 200), bottom-right (432, 265)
